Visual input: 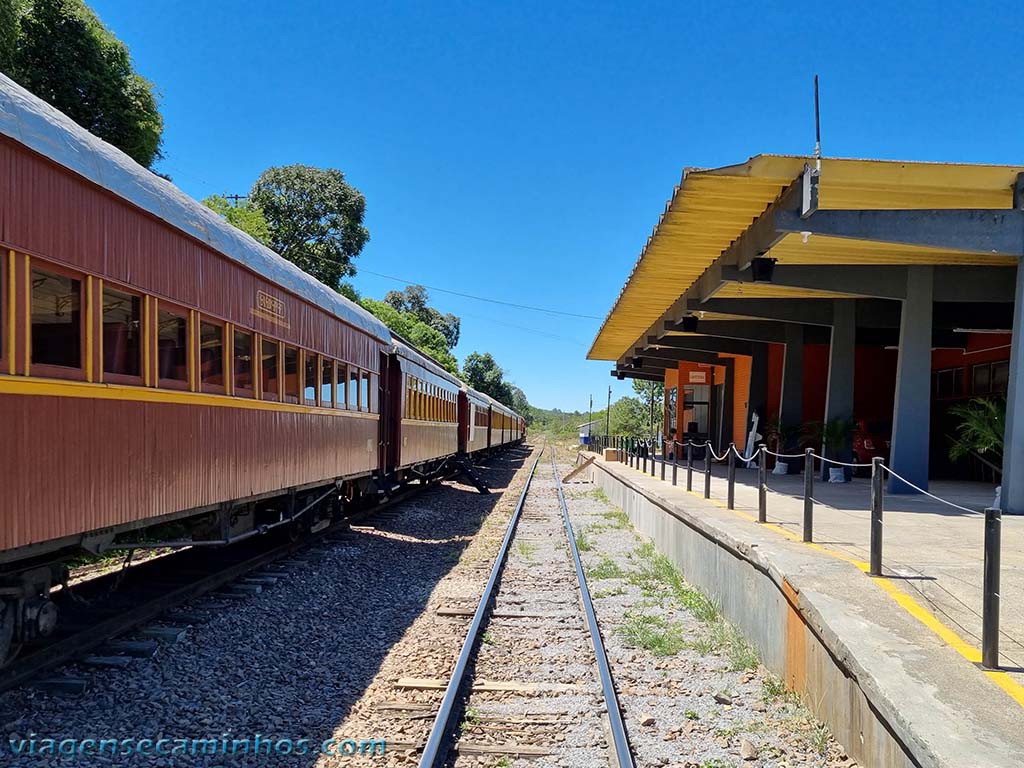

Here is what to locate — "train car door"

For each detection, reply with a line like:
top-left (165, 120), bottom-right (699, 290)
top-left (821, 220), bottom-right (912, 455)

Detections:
top-left (457, 391), bottom-right (469, 453)
top-left (380, 351), bottom-right (403, 473)
top-left (486, 406), bottom-right (493, 448)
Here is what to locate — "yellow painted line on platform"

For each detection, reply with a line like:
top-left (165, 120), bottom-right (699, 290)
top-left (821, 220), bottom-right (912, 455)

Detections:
top-left (614, 459), bottom-right (1024, 708)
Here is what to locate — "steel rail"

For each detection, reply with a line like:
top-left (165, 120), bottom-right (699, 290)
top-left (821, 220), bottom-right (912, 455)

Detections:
top-left (551, 450), bottom-right (636, 768)
top-left (418, 445), bottom-right (545, 768)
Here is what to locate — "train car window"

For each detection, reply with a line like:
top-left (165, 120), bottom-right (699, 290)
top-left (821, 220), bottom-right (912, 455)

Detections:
top-left (233, 329), bottom-right (253, 394)
top-left (283, 346), bottom-right (299, 403)
top-left (303, 352), bottom-right (318, 405)
top-left (30, 268), bottom-right (82, 370)
top-left (200, 320), bottom-right (225, 391)
top-left (361, 371), bottom-right (370, 412)
top-left (337, 363), bottom-right (349, 408)
top-left (321, 358), bottom-right (335, 407)
top-left (102, 286), bottom-right (142, 378)
top-left (157, 307), bottom-right (189, 385)
top-left (370, 373), bottom-right (379, 413)
top-left (349, 366), bottom-right (360, 411)
top-left (261, 338), bottom-right (279, 401)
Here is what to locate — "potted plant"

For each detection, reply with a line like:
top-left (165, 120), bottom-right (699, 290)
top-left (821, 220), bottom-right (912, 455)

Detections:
top-left (948, 397), bottom-right (1004, 505)
top-left (803, 418), bottom-right (855, 482)
top-left (766, 416), bottom-right (798, 474)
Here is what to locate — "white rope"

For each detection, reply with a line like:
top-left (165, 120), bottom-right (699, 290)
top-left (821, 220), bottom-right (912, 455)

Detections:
top-left (705, 442), bottom-right (729, 462)
top-left (762, 447), bottom-right (807, 460)
top-left (881, 464), bottom-right (982, 516)
top-left (729, 444), bottom-right (762, 463)
top-left (806, 452), bottom-right (874, 469)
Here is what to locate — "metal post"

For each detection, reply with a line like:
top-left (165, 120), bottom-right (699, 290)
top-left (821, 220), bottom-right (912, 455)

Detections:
top-left (686, 442), bottom-right (693, 492)
top-left (660, 447), bottom-right (666, 481)
top-left (672, 442), bottom-right (678, 486)
top-left (727, 442), bottom-right (736, 510)
top-left (704, 446), bottom-right (711, 499)
top-left (870, 456), bottom-right (884, 576)
top-left (757, 443), bottom-right (767, 523)
top-left (652, 441), bottom-right (658, 477)
top-left (983, 507), bottom-right (1002, 669)
top-left (642, 447), bottom-right (647, 474)
top-left (803, 448), bottom-right (814, 542)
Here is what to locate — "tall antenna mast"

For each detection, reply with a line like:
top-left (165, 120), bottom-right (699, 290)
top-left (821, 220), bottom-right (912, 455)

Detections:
top-left (813, 74), bottom-right (822, 172)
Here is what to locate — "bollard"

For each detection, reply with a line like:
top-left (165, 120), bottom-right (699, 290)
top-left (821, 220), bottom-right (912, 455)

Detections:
top-left (727, 442), bottom-right (736, 510)
top-left (686, 442), bottom-right (693, 492)
top-left (982, 506), bottom-right (1002, 669)
top-left (757, 444), bottom-right (767, 523)
top-left (642, 447), bottom-right (647, 474)
top-left (870, 457), bottom-right (884, 576)
top-left (704, 446), bottom-right (711, 499)
top-left (803, 448), bottom-right (814, 542)
top-left (672, 442), bottom-right (678, 486)
top-left (660, 447), bottom-right (666, 481)
top-left (650, 442), bottom-right (656, 477)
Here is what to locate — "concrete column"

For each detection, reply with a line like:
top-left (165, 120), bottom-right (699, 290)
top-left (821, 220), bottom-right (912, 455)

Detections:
top-left (888, 266), bottom-right (934, 494)
top-left (822, 300), bottom-right (857, 476)
top-left (1000, 261), bottom-right (1024, 513)
top-left (780, 324), bottom-right (804, 430)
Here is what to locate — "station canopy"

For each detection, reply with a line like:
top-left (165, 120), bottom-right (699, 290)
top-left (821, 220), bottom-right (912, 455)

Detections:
top-left (588, 155), bottom-right (1024, 361)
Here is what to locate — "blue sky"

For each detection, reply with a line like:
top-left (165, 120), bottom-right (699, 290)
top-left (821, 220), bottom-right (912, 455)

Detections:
top-left (89, 0), bottom-right (1023, 410)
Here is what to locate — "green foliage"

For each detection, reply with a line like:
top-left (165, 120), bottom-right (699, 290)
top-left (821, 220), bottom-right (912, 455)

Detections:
top-left (462, 351), bottom-right (514, 406)
top-left (586, 556), bottom-right (625, 580)
top-left (632, 380), bottom-right (664, 435)
top-left (574, 527), bottom-right (593, 552)
top-left (250, 164), bottom-right (369, 291)
top-left (949, 397), bottom-right (1005, 465)
top-left (5, 0), bottom-right (164, 167)
top-left (802, 417), bottom-right (855, 455)
top-left (359, 298), bottom-right (458, 375)
top-left (202, 195), bottom-right (271, 246)
top-left (384, 285), bottom-right (460, 349)
top-left (610, 396), bottom-right (648, 436)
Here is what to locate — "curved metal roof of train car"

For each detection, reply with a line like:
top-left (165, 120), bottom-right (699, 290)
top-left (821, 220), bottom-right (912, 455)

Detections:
top-left (588, 154), bottom-right (1024, 361)
top-left (0, 73), bottom-right (391, 343)
top-left (391, 334), bottom-right (462, 386)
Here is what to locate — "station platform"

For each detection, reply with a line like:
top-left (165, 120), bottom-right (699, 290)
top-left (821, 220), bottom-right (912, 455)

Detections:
top-left (582, 451), bottom-right (1024, 767)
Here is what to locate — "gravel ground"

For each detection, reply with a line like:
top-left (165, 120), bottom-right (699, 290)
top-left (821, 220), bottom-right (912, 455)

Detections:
top-left (554, 446), bottom-right (856, 768)
top-left (0, 446), bottom-right (535, 768)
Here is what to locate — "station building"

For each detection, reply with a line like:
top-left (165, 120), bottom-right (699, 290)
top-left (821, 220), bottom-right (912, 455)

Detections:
top-left (588, 156), bottom-right (1024, 511)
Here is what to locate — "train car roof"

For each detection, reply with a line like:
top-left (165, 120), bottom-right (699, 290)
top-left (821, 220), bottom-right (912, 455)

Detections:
top-left (391, 334), bottom-right (462, 385)
top-left (465, 386), bottom-right (519, 417)
top-left (0, 73), bottom-right (391, 343)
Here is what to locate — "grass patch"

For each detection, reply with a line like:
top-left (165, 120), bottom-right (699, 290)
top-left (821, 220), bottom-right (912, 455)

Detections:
top-left (616, 612), bottom-right (687, 656)
top-left (600, 508), bottom-right (631, 529)
top-left (481, 630), bottom-right (495, 645)
top-left (762, 673), bottom-right (787, 701)
top-left (516, 540), bottom-right (537, 562)
top-left (592, 586), bottom-right (626, 599)
top-left (809, 723), bottom-right (832, 756)
top-left (589, 487), bottom-right (610, 504)
top-left (574, 527), bottom-right (594, 552)
top-left (586, 557), bottom-right (625, 580)
top-left (684, 709), bottom-right (700, 721)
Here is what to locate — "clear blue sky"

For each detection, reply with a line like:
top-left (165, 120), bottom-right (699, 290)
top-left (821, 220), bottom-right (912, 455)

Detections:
top-left (89, 0), bottom-right (1022, 411)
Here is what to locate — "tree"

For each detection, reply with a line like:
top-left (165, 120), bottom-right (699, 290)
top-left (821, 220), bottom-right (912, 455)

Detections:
top-left (249, 165), bottom-right (369, 292)
top-left (359, 298), bottom-right (458, 375)
top-left (384, 285), bottom-right (460, 349)
top-left (462, 352), bottom-right (514, 407)
top-left (610, 397), bottom-right (648, 436)
top-left (202, 195), bottom-right (271, 246)
top-left (632, 380), bottom-right (664, 435)
top-left (5, 0), bottom-right (164, 167)
top-left (509, 386), bottom-right (531, 423)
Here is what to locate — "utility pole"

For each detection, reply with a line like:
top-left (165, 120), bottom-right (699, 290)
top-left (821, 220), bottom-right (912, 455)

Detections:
top-left (225, 193), bottom-right (249, 207)
top-left (605, 386), bottom-right (611, 441)
top-left (588, 394), bottom-right (592, 446)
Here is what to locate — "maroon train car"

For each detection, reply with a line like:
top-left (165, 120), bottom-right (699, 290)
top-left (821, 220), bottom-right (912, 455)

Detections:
top-left (0, 74), bottom-right (394, 655)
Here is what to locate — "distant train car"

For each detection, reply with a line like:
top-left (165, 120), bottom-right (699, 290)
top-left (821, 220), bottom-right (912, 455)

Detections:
top-left (461, 386), bottom-right (493, 455)
top-left (382, 337), bottom-right (461, 478)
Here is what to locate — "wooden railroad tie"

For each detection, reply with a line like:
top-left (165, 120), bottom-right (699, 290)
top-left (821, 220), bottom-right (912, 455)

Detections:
top-left (561, 456), bottom-right (594, 483)
top-left (396, 677), bottom-right (580, 693)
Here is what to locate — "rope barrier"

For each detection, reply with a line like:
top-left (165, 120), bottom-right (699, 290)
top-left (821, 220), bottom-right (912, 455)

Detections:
top-left (762, 447), bottom-right (807, 460)
top-left (806, 451), bottom-right (873, 469)
top-left (729, 444), bottom-right (762, 463)
top-left (705, 442), bottom-right (729, 462)
top-left (881, 464), bottom-right (982, 516)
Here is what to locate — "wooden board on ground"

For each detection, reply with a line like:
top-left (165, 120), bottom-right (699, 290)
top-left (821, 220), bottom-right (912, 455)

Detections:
top-left (561, 456), bottom-right (595, 483)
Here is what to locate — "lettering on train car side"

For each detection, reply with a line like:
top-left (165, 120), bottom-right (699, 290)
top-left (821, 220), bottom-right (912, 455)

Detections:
top-left (252, 290), bottom-right (290, 328)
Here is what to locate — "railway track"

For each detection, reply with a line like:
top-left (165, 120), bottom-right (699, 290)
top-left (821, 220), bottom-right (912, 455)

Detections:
top-left (412, 446), bottom-right (635, 768)
top-left (0, 466), bottom-right (470, 696)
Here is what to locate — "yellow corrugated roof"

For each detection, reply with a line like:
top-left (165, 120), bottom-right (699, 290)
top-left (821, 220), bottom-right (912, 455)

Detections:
top-left (588, 155), bottom-right (1024, 361)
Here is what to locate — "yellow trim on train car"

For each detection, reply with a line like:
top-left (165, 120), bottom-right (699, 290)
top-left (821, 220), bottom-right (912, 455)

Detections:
top-left (143, 295), bottom-right (151, 386)
top-left (6, 251), bottom-right (14, 375)
top-left (22, 253), bottom-right (29, 375)
top-left (85, 276), bottom-right (93, 382)
top-left (0, 376), bottom-right (382, 418)
top-left (96, 278), bottom-right (103, 383)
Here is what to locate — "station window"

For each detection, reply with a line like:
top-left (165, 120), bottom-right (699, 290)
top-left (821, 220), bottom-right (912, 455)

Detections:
top-left (321, 357), bottom-right (335, 407)
top-left (157, 307), bottom-right (189, 385)
top-left (200, 320), bottom-right (225, 391)
top-left (972, 363), bottom-right (991, 395)
top-left (361, 371), bottom-right (370, 413)
top-left (233, 329), bottom-right (253, 394)
top-left (31, 268), bottom-right (82, 371)
top-left (261, 338), bottom-right (279, 401)
top-left (283, 346), bottom-right (299, 403)
top-left (973, 360), bottom-right (1010, 397)
top-left (303, 352), bottom-right (318, 405)
top-left (102, 285), bottom-right (142, 378)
